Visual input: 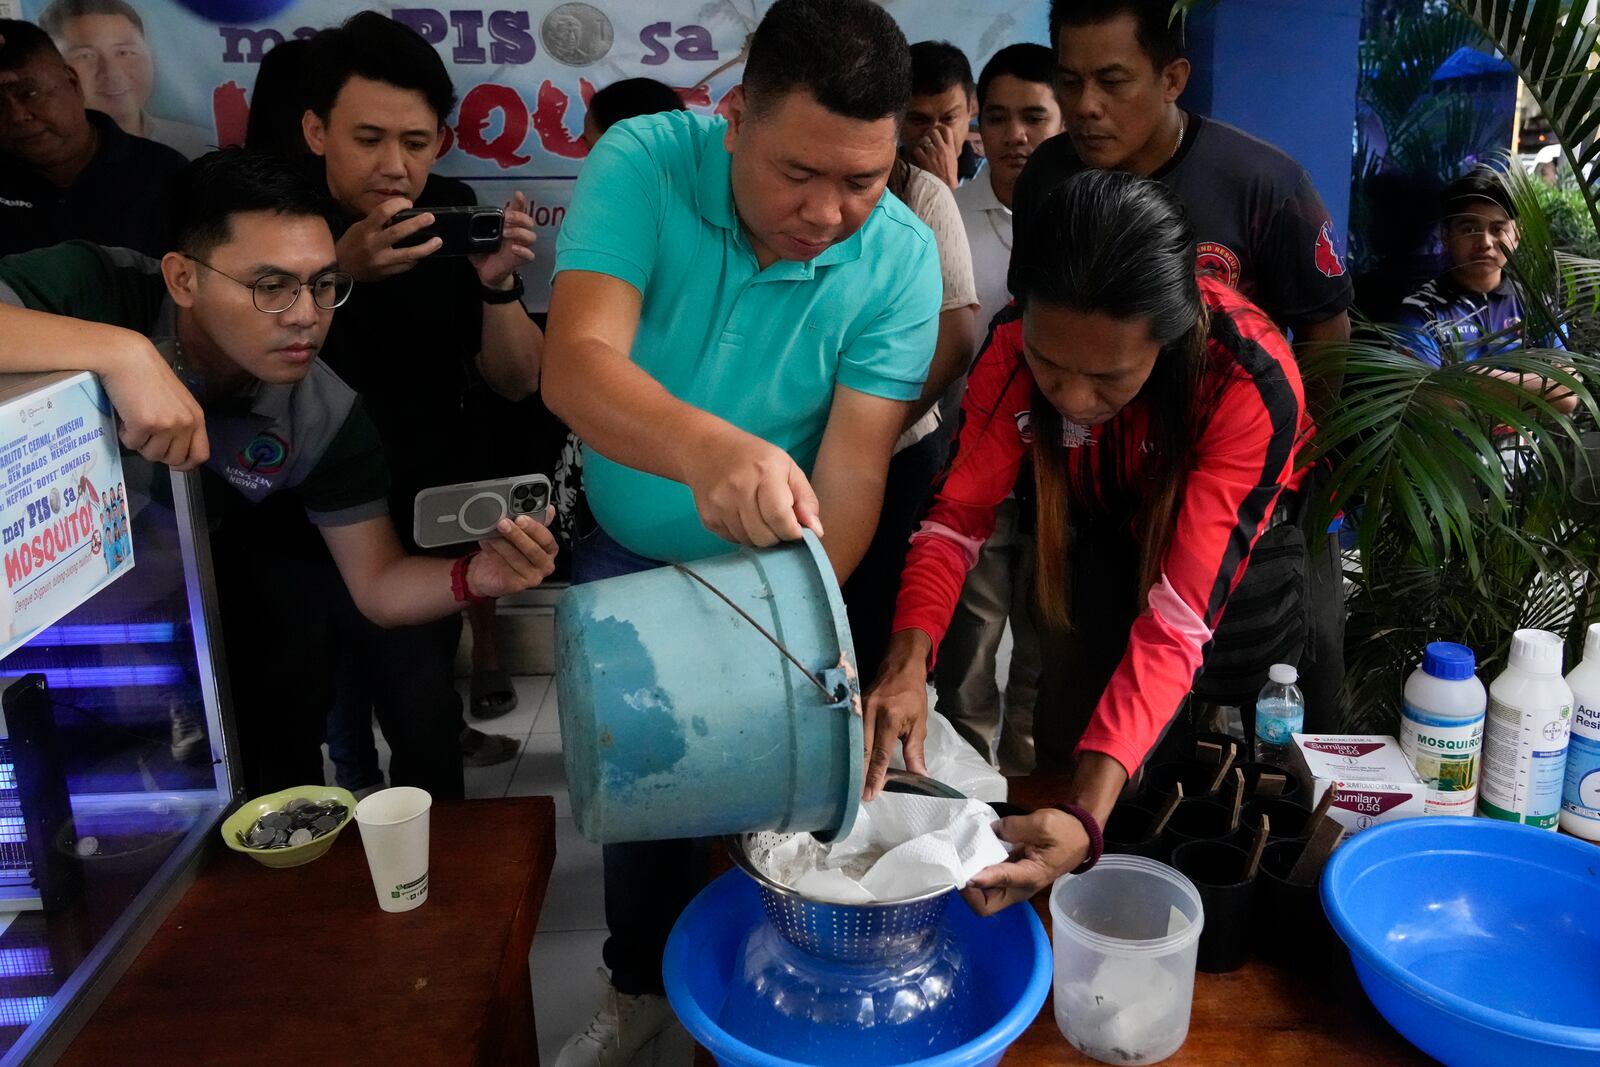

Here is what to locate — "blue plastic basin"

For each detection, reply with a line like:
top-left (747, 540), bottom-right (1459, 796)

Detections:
top-left (665, 871), bottom-right (1051, 1067)
top-left (1322, 818), bottom-right (1600, 1067)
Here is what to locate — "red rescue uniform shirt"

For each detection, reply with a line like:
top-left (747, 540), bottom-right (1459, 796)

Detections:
top-left (893, 276), bottom-right (1312, 775)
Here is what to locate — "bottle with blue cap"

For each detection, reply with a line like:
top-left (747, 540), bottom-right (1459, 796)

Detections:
top-left (1400, 641), bottom-right (1487, 816)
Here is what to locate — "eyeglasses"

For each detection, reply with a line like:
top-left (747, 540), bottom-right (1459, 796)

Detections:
top-left (183, 255), bottom-right (353, 313)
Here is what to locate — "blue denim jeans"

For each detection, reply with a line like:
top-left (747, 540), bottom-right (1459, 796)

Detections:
top-left (572, 524), bottom-right (711, 995)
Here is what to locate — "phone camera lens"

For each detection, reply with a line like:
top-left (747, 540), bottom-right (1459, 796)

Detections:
top-left (471, 213), bottom-right (502, 240)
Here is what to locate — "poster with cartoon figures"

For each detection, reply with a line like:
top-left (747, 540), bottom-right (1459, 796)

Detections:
top-left (0, 371), bottom-right (132, 660)
top-left (13, 0), bottom-right (1048, 309)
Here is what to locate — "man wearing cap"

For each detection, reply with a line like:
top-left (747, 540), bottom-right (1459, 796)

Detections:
top-left (1397, 167), bottom-right (1577, 410)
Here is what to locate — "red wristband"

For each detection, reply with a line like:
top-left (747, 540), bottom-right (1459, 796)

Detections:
top-left (1051, 802), bottom-right (1104, 874)
top-left (451, 552), bottom-right (492, 605)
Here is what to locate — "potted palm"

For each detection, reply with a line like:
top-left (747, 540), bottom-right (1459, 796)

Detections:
top-left (1304, 162), bottom-right (1600, 730)
top-left (1172, 0), bottom-right (1600, 729)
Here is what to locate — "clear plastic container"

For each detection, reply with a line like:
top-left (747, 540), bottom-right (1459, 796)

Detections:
top-left (1049, 855), bottom-right (1205, 1066)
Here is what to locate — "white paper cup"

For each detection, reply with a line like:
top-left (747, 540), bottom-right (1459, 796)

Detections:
top-left (355, 787), bottom-right (432, 913)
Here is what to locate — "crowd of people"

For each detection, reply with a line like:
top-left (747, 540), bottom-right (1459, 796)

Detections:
top-left (0, 0), bottom-right (1566, 1063)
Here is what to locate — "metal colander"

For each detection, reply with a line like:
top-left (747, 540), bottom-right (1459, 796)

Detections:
top-left (726, 770), bottom-right (966, 964)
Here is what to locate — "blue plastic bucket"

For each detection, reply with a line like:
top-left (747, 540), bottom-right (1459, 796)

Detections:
top-left (556, 532), bottom-right (862, 844)
top-left (665, 871), bottom-right (1052, 1067)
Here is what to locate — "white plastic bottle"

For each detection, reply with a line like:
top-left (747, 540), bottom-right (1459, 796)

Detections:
top-left (1477, 629), bottom-right (1573, 829)
top-left (1254, 664), bottom-right (1304, 767)
top-left (1400, 642), bottom-right (1487, 816)
top-left (1560, 623), bottom-right (1600, 840)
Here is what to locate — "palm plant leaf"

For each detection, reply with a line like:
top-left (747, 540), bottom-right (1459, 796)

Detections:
top-left (1301, 337), bottom-right (1600, 546)
top-left (1450, 0), bottom-right (1600, 232)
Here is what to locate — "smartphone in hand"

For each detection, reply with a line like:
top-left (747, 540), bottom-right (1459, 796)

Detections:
top-left (414, 474), bottom-right (550, 549)
top-left (391, 205), bottom-right (504, 256)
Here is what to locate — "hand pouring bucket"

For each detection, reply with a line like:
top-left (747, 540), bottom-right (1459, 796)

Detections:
top-left (557, 531), bottom-right (862, 844)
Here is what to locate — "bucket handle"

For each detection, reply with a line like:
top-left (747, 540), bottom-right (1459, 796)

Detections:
top-left (671, 562), bottom-right (848, 706)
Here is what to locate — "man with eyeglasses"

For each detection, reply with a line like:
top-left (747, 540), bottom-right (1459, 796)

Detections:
top-left (0, 21), bottom-right (185, 257)
top-left (0, 149), bottom-right (560, 795)
top-left (1398, 168), bottom-right (1575, 410)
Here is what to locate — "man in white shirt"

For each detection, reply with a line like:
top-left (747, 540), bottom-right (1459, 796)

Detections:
top-left (938, 43), bottom-right (1061, 774)
top-left (955, 44), bottom-right (1062, 339)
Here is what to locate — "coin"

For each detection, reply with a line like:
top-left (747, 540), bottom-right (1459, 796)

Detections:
top-left (540, 2), bottom-right (614, 66)
top-left (243, 799), bottom-right (350, 849)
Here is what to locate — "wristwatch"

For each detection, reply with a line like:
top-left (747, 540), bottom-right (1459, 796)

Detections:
top-left (481, 273), bottom-right (524, 305)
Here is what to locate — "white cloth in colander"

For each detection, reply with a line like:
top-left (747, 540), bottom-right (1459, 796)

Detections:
top-left (754, 793), bottom-right (1010, 904)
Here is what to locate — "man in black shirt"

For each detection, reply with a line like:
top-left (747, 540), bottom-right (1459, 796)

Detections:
top-left (0, 21), bottom-right (184, 257)
top-left (1012, 0), bottom-right (1351, 735)
top-left (240, 12), bottom-right (543, 801)
top-left (1013, 0), bottom-right (1353, 347)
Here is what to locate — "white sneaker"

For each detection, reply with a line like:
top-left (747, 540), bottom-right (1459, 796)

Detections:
top-left (554, 970), bottom-right (674, 1067)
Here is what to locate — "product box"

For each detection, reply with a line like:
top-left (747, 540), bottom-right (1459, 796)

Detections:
top-left (1292, 734), bottom-right (1428, 834)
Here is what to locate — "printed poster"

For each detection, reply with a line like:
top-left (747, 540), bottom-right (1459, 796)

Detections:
top-left (0, 372), bottom-right (133, 660)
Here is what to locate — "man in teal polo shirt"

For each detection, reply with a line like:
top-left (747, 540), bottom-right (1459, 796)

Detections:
top-left (541, 0), bottom-right (939, 1060)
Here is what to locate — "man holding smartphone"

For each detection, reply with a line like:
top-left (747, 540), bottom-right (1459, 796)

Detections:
top-left (245, 12), bottom-right (545, 800)
top-left (0, 149), bottom-right (558, 795)
top-left (543, 1), bottom-right (939, 1061)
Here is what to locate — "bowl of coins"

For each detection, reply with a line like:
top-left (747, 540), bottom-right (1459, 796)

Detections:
top-left (221, 786), bottom-right (356, 869)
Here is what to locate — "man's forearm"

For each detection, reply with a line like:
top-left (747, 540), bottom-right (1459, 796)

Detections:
top-left (544, 336), bottom-right (729, 485)
top-left (812, 466), bottom-right (887, 582)
top-left (477, 301), bottom-right (542, 400)
top-left (1483, 367), bottom-right (1582, 413)
top-left (904, 306), bottom-right (976, 430)
top-left (1294, 310), bottom-right (1351, 426)
top-left (0, 304), bottom-right (139, 377)
top-left (351, 555), bottom-right (462, 629)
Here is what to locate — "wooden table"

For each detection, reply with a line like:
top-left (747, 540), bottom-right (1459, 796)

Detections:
top-left (59, 796), bottom-right (556, 1067)
top-left (696, 776), bottom-right (1432, 1066)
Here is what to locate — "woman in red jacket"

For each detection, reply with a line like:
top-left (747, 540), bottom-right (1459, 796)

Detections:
top-left (865, 169), bottom-right (1312, 914)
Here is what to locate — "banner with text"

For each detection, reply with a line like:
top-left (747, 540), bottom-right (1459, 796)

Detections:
top-left (15, 0), bottom-right (1047, 308)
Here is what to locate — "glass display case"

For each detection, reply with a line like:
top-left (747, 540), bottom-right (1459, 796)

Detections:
top-left (0, 374), bottom-right (237, 1064)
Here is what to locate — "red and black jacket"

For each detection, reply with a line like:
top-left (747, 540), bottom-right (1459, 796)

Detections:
top-left (892, 276), bottom-right (1313, 775)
